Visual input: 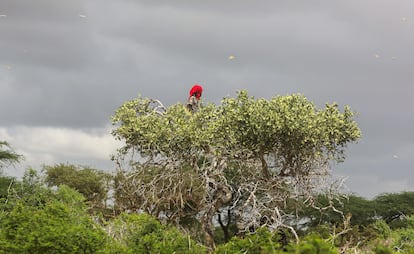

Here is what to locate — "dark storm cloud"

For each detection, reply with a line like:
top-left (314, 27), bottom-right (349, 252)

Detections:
top-left (1, 0), bottom-right (101, 126)
top-left (0, 0), bottom-right (94, 68)
top-left (0, 0), bottom-right (143, 127)
top-left (0, 0), bottom-right (413, 197)
top-left (84, 0), bottom-right (363, 105)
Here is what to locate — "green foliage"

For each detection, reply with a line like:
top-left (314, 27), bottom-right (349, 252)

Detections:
top-left (43, 163), bottom-right (111, 211)
top-left (214, 91), bottom-right (360, 165)
top-left (215, 229), bottom-right (340, 254)
top-left (373, 220), bottom-right (392, 239)
top-left (302, 193), bottom-right (414, 253)
top-left (391, 217), bottom-right (414, 252)
top-left (0, 174), bottom-right (15, 199)
top-left (112, 91), bottom-right (361, 173)
top-left (407, 215), bottom-right (414, 228)
top-left (342, 195), bottom-right (376, 226)
top-left (106, 213), bottom-right (206, 254)
top-left (299, 194), bottom-right (376, 234)
top-left (373, 192), bottom-right (414, 227)
top-left (214, 227), bottom-right (283, 254)
top-left (290, 234), bottom-right (338, 254)
top-left (298, 193), bottom-right (414, 252)
top-left (0, 184), bottom-right (107, 253)
top-left (1, 170), bottom-right (414, 254)
top-left (0, 141), bottom-right (23, 170)
top-left (1, 168), bottom-right (54, 210)
top-left (394, 231), bottom-right (414, 252)
top-left (358, 216), bottom-right (414, 253)
top-left (373, 245), bottom-right (394, 254)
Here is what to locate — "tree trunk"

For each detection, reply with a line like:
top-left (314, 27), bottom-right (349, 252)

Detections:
top-left (201, 183), bottom-right (232, 251)
top-left (260, 153), bottom-right (271, 179)
top-left (201, 208), bottom-right (216, 251)
top-left (218, 209), bottom-right (231, 242)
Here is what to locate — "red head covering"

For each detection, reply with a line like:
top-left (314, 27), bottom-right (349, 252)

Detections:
top-left (189, 84), bottom-right (203, 100)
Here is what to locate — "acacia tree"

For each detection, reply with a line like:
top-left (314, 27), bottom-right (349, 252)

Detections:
top-left (111, 90), bottom-right (361, 249)
top-left (0, 141), bottom-right (23, 199)
top-left (0, 141), bottom-right (23, 171)
top-left (373, 192), bottom-right (414, 226)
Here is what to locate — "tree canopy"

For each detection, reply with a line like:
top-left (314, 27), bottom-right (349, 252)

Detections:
top-left (112, 90), bottom-right (361, 249)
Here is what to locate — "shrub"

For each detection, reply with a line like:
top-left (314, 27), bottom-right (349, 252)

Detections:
top-left (290, 234), bottom-right (338, 254)
top-left (0, 186), bottom-right (107, 253)
top-left (106, 213), bottom-right (206, 254)
top-left (214, 227), bottom-right (285, 254)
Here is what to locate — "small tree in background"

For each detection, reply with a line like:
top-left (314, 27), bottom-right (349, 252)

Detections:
top-left (299, 194), bottom-right (376, 230)
top-left (111, 90), bottom-right (361, 249)
top-left (43, 163), bottom-right (112, 213)
top-left (373, 192), bottom-right (414, 227)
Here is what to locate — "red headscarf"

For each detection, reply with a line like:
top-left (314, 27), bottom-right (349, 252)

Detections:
top-left (189, 84), bottom-right (203, 100)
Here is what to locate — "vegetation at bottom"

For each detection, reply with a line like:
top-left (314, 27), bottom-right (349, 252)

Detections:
top-left (1, 91), bottom-right (413, 253)
top-left (0, 167), bottom-right (413, 253)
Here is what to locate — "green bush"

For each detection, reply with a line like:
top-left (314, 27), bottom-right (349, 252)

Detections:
top-left (374, 245), bottom-right (394, 254)
top-left (0, 186), bottom-right (107, 253)
top-left (106, 213), bottom-right (206, 254)
top-left (373, 220), bottom-right (392, 239)
top-left (393, 228), bottom-right (414, 252)
top-left (214, 227), bottom-right (285, 254)
top-left (215, 229), bottom-right (340, 254)
top-left (290, 234), bottom-right (338, 254)
top-left (362, 216), bottom-right (414, 254)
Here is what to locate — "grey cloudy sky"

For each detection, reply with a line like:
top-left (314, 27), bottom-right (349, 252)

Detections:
top-left (1, 0), bottom-right (413, 198)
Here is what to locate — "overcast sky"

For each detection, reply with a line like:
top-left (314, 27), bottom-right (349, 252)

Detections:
top-left (1, 0), bottom-right (413, 198)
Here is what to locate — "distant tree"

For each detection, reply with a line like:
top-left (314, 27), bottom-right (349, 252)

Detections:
top-left (373, 192), bottom-right (414, 227)
top-left (0, 141), bottom-right (23, 171)
top-left (43, 163), bottom-right (111, 211)
top-left (287, 192), bottom-right (414, 233)
top-left (300, 194), bottom-right (376, 230)
top-left (111, 90), bottom-right (361, 249)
